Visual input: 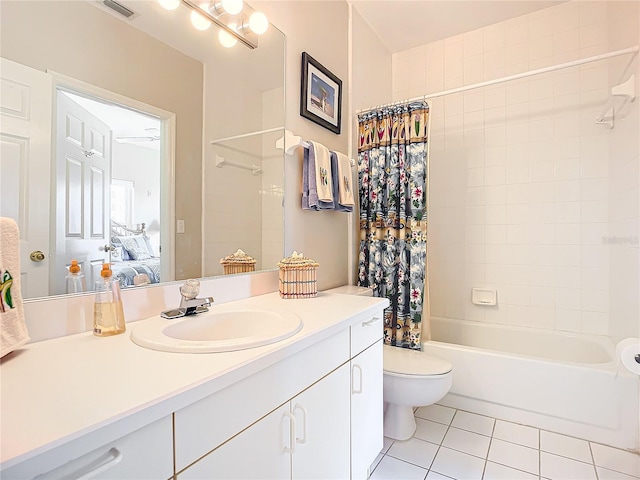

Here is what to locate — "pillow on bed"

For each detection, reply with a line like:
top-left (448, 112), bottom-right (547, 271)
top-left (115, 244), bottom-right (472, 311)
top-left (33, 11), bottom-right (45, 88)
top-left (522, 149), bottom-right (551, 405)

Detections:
top-left (117, 235), bottom-right (153, 261)
top-left (111, 246), bottom-right (126, 262)
top-left (111, 238), bottom-right (131, 260)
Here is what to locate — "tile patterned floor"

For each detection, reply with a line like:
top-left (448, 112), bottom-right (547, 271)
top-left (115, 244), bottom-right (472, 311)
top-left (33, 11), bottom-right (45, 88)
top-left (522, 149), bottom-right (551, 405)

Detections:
top-left (370, 405), bottom-right (640, 480)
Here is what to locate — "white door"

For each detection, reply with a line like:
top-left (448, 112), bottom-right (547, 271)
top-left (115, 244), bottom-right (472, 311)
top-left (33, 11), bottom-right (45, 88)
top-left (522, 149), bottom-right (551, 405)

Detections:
top-left (291, 363), bottom-right (351, 479)
top-left (0, 57), bottom-right (52, 299)
top-left (54, 91), bottom-right (112, 295)
top-left (351, 341), bottom-right (384, 479)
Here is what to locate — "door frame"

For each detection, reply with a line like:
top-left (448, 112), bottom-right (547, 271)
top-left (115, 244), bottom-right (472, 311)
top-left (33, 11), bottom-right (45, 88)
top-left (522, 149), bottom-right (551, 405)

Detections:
top-left (48, 71), bottom-right (176, 284)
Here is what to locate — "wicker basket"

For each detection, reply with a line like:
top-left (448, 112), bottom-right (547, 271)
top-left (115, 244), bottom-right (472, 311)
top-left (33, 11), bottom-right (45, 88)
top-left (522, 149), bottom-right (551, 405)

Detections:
top-left (220, 249), bottom-right (256, 275)
top-left (277, 251), bottom-right (319, 299)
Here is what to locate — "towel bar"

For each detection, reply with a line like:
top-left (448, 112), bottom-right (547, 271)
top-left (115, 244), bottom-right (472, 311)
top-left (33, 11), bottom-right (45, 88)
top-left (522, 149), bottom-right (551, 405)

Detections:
top-left (275, 130), bottom-right (355, 166)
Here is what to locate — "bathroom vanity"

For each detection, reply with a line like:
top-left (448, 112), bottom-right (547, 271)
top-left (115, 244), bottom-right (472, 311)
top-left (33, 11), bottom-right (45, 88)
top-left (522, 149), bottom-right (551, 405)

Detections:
top-left (0, 292), bottom-right (388, 479)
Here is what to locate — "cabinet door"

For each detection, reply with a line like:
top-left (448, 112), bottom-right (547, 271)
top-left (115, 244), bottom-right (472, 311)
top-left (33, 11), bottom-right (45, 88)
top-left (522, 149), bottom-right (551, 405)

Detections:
top-left (291, 363), bottom-right (351, 479)
top-left (351, 340), bottom-right (383, 480)
top-left (177, 404), bottom-right (291, 480)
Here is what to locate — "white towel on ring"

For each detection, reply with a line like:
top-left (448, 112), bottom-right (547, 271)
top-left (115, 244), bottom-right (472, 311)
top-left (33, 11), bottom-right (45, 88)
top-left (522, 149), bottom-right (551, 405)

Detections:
top-left (0, 217), bottom-right (29, 357)
top-left (309, 141), bottom-right (333, 202)
top-left (334, 151), bottom-right (355, 206)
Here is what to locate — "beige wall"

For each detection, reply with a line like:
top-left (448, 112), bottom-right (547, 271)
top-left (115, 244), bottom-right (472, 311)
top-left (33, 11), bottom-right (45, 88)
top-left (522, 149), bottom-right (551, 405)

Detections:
top-left (255, 1), bottom-right (351, 290)
top-left (0, 0), bottom-right (203, 280)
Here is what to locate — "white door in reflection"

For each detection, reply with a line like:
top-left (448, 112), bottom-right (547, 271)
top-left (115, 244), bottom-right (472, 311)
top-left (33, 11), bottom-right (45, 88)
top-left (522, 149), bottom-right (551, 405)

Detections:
top-left (54, 91), bottom-right (112, 295)
top-left (53, 90), bottom-right (162, 294)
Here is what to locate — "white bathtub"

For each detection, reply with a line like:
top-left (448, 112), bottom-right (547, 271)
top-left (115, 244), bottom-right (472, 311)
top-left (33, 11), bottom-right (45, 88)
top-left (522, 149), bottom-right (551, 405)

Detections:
top-left (423, 316), bottom-right (640, 452)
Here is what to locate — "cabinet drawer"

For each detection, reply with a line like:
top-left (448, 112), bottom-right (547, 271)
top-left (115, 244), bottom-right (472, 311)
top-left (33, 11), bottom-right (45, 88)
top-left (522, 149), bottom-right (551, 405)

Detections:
top-left (3, 416), bottom-right (173, 480)
top-left (350, 310), bottom-right (383, 355)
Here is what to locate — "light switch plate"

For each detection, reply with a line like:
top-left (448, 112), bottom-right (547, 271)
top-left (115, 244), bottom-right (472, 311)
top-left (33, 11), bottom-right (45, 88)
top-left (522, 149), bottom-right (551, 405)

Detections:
top-left (177, 219), bottom-right (185, 234)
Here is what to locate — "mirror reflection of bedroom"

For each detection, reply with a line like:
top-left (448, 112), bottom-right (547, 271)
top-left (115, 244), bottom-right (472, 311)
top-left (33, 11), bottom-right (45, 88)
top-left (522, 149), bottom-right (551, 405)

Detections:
top-left (54, 89), bottom-right (162, 295)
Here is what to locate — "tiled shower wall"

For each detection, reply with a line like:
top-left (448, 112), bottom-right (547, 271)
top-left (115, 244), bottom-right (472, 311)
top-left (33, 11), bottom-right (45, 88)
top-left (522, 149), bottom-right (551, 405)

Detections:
top-left (607, 2), bottom-right (640, 343)
top-left (392, 1), bottom-right (639, 337)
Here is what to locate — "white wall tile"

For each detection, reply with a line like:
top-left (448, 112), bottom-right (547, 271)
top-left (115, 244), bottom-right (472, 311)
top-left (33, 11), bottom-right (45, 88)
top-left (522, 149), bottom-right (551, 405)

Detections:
top-left (485, 185), bottom-right (506, 205)
top-left (554, 179), bottom-right (581, 202)
top-left (395, 0), bottom-right (631, 337)
top-left (504, 17), bottom-right (528, 46)
top-left (528, 9), bottom-right (554, 40)
top-left (531, 286), bottom-right (555, 308)
top-left (485, 166), bottom-right (506, 186)
top-left (506, 82), bottom-right (529, 105)
top-left (554, 30), bottom-right (580, 56)
top-left (445, 94), bottom-right (464, 117)
top-left (484, 86), bottom-right (506, 109)
top-left (555, 308), bottom-right (582, 331)
top-left (579, 22), bottom-right (608, 50)
top-left (582, 311), bottom-right (609, 335)
top-left (581, 288), bottom-right (609, 313)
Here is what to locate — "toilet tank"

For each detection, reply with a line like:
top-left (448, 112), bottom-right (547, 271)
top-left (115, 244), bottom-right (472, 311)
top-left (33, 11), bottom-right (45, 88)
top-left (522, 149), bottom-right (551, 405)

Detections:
top-left (325, 286), bottom-right (374, 297)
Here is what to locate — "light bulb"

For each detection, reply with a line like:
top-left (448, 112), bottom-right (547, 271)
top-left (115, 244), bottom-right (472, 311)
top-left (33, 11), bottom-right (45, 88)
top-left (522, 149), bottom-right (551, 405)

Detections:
top-left (218, 28), bottom-right (238, 48)
top-left (158, 0), bottom-right (180, 10)
top-left (221, 0), bottom-right (243, 15)
top-left (190, 9), bottom-right (211, 30)
top-left (248, 12), bottom-right (268, 34)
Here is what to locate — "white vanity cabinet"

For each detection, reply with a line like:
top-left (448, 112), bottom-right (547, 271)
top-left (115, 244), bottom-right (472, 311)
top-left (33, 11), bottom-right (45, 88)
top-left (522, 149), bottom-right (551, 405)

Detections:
top-left (175, 310), bottom-right (383, 480)
top-left (2, 416), bottom-right (173, 480)
top-left (178, 364), bottom-right (351, 480)
top-left (0, 294), bottom-right (388, 480)
top-left (290, 362), bottom-right (351, 478)
top-left (350, 313), bottom-right (384, 479)
top-left (351, 341), bottom-right (383, 479)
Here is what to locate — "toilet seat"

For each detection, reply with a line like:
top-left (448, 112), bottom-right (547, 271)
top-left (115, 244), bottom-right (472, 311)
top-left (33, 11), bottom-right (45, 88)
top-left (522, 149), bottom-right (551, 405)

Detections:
top-left (383, 345), bottom-right (452, 377)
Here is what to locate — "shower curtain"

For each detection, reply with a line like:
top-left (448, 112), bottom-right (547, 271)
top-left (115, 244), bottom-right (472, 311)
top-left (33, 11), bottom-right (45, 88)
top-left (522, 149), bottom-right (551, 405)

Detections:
top-left (357, 101), bottom-right (430, 350)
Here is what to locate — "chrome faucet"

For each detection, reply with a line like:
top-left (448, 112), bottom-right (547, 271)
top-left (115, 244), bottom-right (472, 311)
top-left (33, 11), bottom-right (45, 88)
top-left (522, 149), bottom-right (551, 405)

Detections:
top-left (161, 279), bottom-right (214, 319)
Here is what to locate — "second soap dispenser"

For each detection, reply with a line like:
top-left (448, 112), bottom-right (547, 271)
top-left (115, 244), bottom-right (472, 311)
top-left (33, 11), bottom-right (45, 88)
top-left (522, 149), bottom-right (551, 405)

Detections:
top-left (93, 263), bottom-right (126, 337)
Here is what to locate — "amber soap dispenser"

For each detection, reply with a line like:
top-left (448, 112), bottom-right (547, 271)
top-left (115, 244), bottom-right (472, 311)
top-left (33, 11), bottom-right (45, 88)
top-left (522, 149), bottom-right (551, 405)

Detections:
top-left (93, 263), bottom-right (126, 336)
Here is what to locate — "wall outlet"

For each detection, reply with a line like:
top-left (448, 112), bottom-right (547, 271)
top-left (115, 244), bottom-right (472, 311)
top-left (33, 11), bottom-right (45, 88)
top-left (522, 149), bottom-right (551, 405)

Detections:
top-left (176, 219), bottom-right (185, 234)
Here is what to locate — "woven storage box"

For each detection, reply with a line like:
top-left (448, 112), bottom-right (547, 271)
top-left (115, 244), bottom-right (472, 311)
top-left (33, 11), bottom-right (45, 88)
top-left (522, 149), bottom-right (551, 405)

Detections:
top-left (220, 249), bottom-right (256, 275)
top-left (277, 251), bottom-right (319, 299)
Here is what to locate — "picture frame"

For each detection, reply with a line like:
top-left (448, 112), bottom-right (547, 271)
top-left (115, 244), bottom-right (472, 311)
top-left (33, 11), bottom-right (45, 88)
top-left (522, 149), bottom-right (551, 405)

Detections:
top-left (300, 52), bottom-right (342, 134)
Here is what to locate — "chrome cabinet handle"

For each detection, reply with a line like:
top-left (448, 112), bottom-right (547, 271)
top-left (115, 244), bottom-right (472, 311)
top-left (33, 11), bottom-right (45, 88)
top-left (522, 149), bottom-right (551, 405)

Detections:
top-left (100, 244), bottom-right (116, 252)
top-left (293, 404), bottom-right (308, 445)
top-left (352, 364), bottom-right (363, 394)
top-left (35, 448), bottom-right (122, 479)
top-left (283, 412), bottom-right (296, 454)
top-left (362, 316), bottom-right (380, 327)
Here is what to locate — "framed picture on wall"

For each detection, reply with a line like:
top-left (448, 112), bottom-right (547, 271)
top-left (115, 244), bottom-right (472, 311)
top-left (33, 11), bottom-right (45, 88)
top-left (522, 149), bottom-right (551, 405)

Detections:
top-left (300, 52), bottom-right (342, 134)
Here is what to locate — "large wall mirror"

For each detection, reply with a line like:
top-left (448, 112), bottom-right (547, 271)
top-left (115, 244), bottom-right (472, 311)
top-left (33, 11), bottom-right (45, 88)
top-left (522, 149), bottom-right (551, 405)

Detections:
top-left (0, 0), bottom-right (285, 300)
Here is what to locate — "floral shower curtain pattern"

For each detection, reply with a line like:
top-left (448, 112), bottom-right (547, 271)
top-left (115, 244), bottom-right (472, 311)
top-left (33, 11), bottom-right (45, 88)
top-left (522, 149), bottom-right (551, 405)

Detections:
top-left (357, 101), bottom-right (430, 350)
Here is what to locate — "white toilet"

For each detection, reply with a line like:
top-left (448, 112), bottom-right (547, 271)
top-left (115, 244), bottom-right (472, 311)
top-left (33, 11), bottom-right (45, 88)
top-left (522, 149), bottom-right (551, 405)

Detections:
top-left (383, 344), bottom-right (452, 440)
top-left (326, 286), bottom-right (453, 441)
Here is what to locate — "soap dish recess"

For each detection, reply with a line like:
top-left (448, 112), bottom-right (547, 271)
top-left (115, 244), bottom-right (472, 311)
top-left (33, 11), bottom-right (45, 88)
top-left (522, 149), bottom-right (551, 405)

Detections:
top-left (472, 288), bottom-right (497, 306)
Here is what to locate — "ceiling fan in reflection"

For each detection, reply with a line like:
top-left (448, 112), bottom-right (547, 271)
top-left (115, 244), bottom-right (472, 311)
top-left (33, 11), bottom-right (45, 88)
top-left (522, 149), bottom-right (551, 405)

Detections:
top-left (115, 127), bottom-right (160, 144)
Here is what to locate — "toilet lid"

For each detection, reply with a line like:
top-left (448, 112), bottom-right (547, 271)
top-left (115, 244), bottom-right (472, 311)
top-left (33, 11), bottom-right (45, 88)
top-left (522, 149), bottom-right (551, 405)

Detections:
top-left (384, 345), bottom-right (452, 376)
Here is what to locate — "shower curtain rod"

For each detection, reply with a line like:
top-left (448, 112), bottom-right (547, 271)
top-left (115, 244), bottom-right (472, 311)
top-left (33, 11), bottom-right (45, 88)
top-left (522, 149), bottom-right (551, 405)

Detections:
top-left (356, 45), bottom-right (639, 115)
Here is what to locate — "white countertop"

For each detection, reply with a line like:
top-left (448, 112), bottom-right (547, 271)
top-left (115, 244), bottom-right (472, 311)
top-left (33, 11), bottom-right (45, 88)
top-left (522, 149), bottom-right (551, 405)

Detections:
top-left (0, 292), bottom-right (388, 470)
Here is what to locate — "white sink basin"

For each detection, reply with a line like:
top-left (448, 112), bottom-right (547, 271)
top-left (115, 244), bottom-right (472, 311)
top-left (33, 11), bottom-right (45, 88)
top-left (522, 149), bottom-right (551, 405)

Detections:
top-left (130, 308), bottom-right (303, 353)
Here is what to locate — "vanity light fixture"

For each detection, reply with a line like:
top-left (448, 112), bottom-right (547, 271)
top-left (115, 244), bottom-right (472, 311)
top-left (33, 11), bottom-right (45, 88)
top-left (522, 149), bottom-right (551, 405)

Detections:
top-left (218, 25), bottom-right (238, 48)
top-left (159, 0), bottom-right (268, 49)
top-left (190, 6), bottom-right (212, 30)
top-left (158, 0), bottom-right (180, 10)
top-left (220, 0), bottom-right (243, 15)
top-left (247, 11), bottom-right (268, 34)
